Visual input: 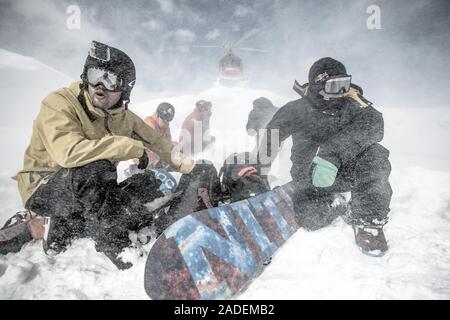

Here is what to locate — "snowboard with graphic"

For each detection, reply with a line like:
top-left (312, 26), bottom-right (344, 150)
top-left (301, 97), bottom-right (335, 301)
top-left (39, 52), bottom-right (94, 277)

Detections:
top-left (144, 181), bottom-right (299, 300)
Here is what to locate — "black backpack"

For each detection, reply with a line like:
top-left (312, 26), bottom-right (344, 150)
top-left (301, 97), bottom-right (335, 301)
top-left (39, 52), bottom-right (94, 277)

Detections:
top-left (153, 161), bottom-right (221, 235)
top-left (219, 152), bottom-right (270, 203)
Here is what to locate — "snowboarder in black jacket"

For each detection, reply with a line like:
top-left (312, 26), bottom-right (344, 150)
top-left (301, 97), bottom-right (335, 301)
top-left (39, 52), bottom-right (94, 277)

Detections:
top-left (259, 57), bottom-right (392, 257)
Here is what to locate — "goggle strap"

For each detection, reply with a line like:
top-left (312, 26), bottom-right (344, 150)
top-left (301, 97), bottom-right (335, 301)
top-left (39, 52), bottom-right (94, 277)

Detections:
top-left (344, 87), bottom-right (372, 108)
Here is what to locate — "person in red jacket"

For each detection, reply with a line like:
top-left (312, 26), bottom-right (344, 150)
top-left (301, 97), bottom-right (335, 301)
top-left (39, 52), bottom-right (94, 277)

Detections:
top-left (132, 102), bottom-right (175, 168)
top-left (179, 100), bottom-right (215, 155)
top-left (144, 102), bottom-right (174, 141)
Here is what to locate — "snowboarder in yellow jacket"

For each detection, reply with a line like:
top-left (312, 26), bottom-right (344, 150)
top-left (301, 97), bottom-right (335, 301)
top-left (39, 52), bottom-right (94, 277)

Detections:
top-left (11, 41), bottom-right (199, 268)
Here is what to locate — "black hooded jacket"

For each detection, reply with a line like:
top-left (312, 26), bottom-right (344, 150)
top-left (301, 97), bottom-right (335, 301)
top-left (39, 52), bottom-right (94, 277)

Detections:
top-left (263, 91), bottom-right (384, 183)
top-left (246, 97), bottom-right (278, 134)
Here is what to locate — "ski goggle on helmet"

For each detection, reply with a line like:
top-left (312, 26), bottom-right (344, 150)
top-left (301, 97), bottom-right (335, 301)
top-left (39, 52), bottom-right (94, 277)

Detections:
top-left (86, 67), bottom-right (123, 92)
top-left (323, 75), bottom-right (352, 94)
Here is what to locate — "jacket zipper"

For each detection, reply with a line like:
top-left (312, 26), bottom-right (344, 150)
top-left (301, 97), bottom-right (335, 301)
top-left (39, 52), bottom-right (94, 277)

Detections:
top-left (102, 110), bottom-right (112, 135)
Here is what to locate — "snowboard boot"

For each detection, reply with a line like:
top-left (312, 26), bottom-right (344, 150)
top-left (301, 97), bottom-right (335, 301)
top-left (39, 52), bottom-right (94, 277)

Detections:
top-left (0, 210), bottom-right (51, 255)
top-left (353, 224), bottom-right (388, 257)
top-left (0, 211), bottom-right (33, 255)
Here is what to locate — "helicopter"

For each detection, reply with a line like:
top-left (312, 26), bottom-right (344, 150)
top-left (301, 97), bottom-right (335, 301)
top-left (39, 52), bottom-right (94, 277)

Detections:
top-left (219, 49), bottom-right (243, 79)
top-left (189, 29), bottom-right (267, 86)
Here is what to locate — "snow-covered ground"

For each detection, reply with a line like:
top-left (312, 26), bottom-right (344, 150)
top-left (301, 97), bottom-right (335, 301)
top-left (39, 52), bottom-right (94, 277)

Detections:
top-left (0, 49), bottom-right (449, 299)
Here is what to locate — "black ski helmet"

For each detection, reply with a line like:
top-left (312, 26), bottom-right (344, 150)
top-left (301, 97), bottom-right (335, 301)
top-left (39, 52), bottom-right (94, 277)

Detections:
top-left (81, 41), bottom-right (136, 106)
top-left (156, 102), bottom-right (175, 122)
top-left (308, 57), bottom-right (348, 98)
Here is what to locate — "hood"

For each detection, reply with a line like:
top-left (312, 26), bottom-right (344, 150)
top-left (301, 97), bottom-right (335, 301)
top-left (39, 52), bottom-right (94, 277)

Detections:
top-left (252, 97), bottom-right (275, 110)
top-left (307, 57), bottom-right (349, 109)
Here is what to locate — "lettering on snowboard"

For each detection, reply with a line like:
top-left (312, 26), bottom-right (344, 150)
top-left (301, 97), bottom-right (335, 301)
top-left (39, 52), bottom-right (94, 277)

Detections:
top-left (153, 184), bottom-right (298, 299)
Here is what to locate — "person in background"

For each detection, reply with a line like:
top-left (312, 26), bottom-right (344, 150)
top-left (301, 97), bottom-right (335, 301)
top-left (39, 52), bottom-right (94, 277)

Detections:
top-left (179, 99), bottom-right (215, 155)
top-left (132, 102), bottom-right (175, 169)
top-left (246, 97), bottom-right (278, 147)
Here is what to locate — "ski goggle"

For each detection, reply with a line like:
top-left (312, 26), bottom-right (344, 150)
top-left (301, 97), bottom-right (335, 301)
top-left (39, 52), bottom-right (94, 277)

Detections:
top-left (87, 67), bottom-right (123, 92)
top-left (323, 75), bottom-right (352, 94)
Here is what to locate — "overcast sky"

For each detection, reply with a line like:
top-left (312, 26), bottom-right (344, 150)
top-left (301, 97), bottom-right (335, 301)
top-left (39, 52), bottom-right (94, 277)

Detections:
top-left (0, 0), bottom-right (449, 107)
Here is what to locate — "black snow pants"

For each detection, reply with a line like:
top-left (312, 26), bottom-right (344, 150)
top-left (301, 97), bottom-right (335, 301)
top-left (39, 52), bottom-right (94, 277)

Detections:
top-left (294, 143), bottom-right (392, 230)
top-left (25, 160), bottom-right (162, 256)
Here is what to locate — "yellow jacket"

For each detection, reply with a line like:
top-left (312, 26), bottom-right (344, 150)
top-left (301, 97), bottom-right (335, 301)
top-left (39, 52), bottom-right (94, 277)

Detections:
top-left (14, 81), bottom-right (194, 205)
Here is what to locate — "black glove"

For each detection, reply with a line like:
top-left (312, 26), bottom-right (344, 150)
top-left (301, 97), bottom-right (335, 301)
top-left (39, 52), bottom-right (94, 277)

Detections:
top-left (137, 150), bottom-right (149, 170)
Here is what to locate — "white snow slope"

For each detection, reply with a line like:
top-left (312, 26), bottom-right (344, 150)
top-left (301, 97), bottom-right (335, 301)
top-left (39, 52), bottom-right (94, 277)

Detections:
top-left (0, 50), bottom-right (449, 299)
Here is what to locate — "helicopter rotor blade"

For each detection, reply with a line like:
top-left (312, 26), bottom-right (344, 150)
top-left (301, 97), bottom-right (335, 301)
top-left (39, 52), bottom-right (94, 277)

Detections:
top-left (235, 47), bottom-right (268, 53)
top-left (231, 29), bottom-right (259, 48)
top-left (183, 45), bottom-right (226, 49)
